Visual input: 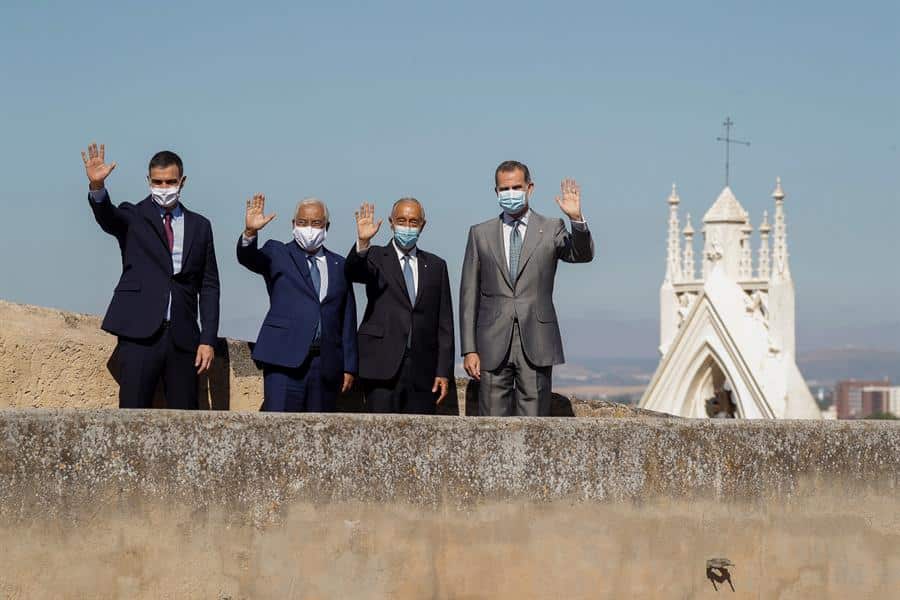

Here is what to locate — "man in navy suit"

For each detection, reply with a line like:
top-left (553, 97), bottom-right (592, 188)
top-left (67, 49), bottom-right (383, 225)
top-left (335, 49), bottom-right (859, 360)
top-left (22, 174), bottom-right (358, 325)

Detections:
top-left (82, 143), bottom-right (220, 409)
top-left (237, 194), bottom-right (358, 412)
top-left (346, 199), bottom-right (454, 414)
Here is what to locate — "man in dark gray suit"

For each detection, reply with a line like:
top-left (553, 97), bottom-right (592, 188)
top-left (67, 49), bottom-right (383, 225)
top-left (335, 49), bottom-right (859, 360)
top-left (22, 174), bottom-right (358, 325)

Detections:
top-left (460, 160), bottom-right (594, 416)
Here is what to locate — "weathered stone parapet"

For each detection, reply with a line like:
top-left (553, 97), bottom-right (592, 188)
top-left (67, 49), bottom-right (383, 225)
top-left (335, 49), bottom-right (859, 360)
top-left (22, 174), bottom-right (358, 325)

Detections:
top-left (0, 409), bottom-right (898, 598)
top-left (1, 409), bottom-right (897, 517)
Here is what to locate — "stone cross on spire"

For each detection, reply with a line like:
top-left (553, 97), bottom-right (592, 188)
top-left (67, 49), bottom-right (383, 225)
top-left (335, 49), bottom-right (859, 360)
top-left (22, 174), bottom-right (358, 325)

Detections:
top-left (716, 117), bottom-right (750, 187)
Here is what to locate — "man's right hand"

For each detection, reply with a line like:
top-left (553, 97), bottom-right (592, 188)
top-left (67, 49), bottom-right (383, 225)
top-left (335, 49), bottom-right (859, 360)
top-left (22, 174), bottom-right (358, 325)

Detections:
top-left (245, 193), bottom-right (276, 237)
top-left (464, 352), bottom-right (481, 381)
top-left (81, 142), bottom-right (117, 191)
top-left (354, 202), bottom-right (383, 251)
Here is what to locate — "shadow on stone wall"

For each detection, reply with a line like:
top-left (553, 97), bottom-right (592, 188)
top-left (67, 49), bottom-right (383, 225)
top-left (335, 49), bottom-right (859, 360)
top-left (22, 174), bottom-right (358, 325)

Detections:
top-left (102, 337), bottom-right (662, 417)
top-left (107, 339), bottom-right (233, 410)
top-left (462, 379), bottom-right (674, 418)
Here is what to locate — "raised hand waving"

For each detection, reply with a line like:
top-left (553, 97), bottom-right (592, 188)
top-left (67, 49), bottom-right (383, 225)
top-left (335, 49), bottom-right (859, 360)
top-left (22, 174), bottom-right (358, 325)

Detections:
top-left (355, 202), bottom-right (383, 250)
top-left (245, 193), bottom-right (277, 236)
top-left (81, 142), bottom-right (117, 190)
top-left (555, 178), bottom-right (583, 221)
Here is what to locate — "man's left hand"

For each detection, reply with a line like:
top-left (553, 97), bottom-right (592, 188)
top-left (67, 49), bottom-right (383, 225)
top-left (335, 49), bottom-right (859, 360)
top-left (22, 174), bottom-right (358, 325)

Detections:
top-left (432, 377), bottom-right (449, 405)
top-left (555, 178), bottom-right (583, 221)
top-left (195, 344), bottom-right (215, 374)
top-left (341, 373), bottom-right (355, 394)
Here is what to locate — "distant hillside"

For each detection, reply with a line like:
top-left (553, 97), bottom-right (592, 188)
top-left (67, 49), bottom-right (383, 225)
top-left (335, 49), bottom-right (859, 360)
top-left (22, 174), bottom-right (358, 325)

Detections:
top-left (560, 349), bottom-right (900, 389)
top-left (556, 357), bottom-right (658, 386)
top-left (797, 348), bottom-right (900, 385)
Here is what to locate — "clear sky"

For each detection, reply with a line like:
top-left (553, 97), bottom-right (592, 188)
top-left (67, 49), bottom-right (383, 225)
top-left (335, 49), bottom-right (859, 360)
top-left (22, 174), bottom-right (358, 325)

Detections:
top-left (1, 1), bottom-right (897, 358)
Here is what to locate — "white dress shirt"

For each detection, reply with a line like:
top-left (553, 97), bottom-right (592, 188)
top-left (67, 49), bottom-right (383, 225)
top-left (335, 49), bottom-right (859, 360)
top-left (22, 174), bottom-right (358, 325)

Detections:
top-left (392, 240), bottom-right (418, 296)
top-left (501, 209), bottom-right (531, 266)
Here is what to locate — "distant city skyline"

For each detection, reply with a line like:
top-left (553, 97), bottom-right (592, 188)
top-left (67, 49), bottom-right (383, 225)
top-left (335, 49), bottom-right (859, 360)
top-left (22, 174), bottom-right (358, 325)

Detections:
top-left (1, 2), bottom-right (897, 359)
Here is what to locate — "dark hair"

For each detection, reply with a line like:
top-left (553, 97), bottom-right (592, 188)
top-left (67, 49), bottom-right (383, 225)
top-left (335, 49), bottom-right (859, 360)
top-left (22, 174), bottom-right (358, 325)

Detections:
top-left (495, 160), bottom-right (531, 186)
top-left (148, 151), bottom-right (184, 177)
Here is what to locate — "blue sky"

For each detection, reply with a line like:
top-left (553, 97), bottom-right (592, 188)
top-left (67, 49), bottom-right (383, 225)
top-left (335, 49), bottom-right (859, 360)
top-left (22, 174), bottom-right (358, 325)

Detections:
top-left (1, 1), bottom-right (897, 358)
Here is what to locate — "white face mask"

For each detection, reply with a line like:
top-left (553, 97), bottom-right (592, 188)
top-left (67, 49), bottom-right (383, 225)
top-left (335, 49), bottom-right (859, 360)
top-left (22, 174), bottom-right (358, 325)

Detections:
top-left (293, 225), bottom-right (327, 251)
top-left (151, 186), bottom-right (180, 208)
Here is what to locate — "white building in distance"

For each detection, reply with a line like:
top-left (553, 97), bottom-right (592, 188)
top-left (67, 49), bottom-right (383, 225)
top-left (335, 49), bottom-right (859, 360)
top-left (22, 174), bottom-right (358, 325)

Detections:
top-left (639, 179), bottom-right (821, 419)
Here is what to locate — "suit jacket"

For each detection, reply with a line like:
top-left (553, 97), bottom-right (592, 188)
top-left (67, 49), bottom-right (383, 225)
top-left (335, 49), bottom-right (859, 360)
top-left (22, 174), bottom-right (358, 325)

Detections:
top-left (237, 237), bottom-right (358, 379)
top-left (89, 191), bottom-right (220, 351)
top-left (345, 241), bottom-right (454, 389)
top-left (459, 210), bottom-right (594, 370)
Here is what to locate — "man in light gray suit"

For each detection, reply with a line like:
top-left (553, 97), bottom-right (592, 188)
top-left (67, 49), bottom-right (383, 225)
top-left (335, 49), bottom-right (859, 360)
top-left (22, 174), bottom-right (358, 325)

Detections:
top-left (460, 160), bottom-right (594, 416)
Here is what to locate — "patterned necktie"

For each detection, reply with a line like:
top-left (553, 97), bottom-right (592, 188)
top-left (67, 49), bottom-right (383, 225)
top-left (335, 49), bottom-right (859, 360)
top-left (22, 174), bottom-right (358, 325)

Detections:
top-left (163, 211), bottom-right (174, 253)
top-left (508, 220), bottom-right (522, 281)
top-left (307, 255), bottom-right (322, 343)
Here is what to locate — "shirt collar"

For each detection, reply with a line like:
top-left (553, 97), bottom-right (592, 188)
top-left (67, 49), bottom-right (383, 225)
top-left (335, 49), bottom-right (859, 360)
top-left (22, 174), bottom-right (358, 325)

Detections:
top-left (392, 239), bottom-right (417, 260)
top-left (303, 246), bottom-right (326, 260)
top-left (158, 203), bottom-right (183, 218)
top-left (502, 208), bottom-right (531, 227)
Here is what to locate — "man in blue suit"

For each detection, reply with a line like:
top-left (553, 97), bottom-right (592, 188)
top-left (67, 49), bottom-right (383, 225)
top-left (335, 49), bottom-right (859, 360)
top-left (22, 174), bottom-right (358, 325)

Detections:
top-left (82, 143), bottom-right (220, 409)
top-left (237, 194), bottom-right (358, 412)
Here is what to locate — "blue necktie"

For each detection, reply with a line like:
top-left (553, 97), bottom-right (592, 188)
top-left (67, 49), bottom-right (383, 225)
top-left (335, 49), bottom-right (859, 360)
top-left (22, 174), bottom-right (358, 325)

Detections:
top-left (508, 220), bottom-right (522, 281)
top-left (307, 255), bottom-right (321, 343)
top-left (402, 255), bottom-right (415, 348)
top-left (402, 255), bottom-right (416, 305)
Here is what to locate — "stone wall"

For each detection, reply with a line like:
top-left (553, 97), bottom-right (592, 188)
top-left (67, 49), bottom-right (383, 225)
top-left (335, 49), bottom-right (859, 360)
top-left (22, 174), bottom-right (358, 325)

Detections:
top-left (0, 409), bottom-right (898, 599)
top-left (0, 299), bottom-right (263, 411)
top-left (0, 299), bottom-right (666, 417)
top-left (3, 299), bottom-right (898, 598)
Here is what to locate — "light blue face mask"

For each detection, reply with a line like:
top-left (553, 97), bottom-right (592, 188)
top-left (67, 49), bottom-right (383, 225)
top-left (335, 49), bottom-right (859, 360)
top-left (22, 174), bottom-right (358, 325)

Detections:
top-left (498, 189), bottom-right (527, 214)
top-left (393, 225), bottom-right (420, 249)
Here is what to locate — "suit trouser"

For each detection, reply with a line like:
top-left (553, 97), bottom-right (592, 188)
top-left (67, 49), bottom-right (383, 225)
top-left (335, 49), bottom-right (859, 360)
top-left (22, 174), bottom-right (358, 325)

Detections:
top-left (115, 323), bottom-right (198, 409)
top-left (363, 351), bottom-right (437, 415)
top-left (478, 322), bottom-right (552, 416)
top-left (261, 352), bottom-right (337, 412)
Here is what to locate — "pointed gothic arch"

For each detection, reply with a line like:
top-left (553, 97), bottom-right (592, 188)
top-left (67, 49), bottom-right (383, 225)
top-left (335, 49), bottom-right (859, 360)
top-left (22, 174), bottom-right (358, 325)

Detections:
top-left (680, 344), bottom-right (741, 418)
top-left (643, 179), bottom-right (820, 419)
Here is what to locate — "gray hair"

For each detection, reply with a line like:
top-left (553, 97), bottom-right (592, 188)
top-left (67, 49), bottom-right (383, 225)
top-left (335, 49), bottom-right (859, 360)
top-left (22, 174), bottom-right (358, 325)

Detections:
top-left (391, 197), bottom-right (425, 221)
top-left (294, 197), bottom-right (329, 224)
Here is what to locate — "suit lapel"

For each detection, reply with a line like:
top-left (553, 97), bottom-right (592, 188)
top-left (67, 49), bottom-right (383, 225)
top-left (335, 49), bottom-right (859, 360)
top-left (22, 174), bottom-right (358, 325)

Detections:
top-left (180, 205), bottom-right (198, 266)
top-left (515, 211), bottom-right (545, 277)
top-left (140, 197), bottom-right (168, 251)
top-left (139, 198), bottom-right (173, 272)
top-left (322, 248), bottom-right (341, 304)
top-left (382, 244), bottom-right (413, 308)
top-left (490, 216), bottom-right (514, 290)
top-left (287, 241), bottom-right (317, 297)
top-left (413, 250), bottom-right (429, 309)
